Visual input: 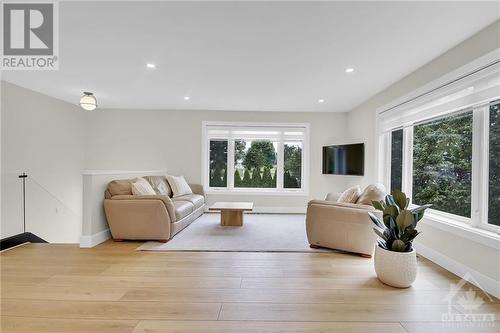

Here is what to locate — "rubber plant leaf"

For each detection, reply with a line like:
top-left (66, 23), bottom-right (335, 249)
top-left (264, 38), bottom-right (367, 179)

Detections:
top-left (392, 190), bottom-right (408, 210)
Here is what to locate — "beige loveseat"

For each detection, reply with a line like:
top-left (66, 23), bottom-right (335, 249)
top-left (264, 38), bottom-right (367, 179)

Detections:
top-left (103, 176), bottom-right (205, 242)
top-left (306, 184), bottom-right (386, 257)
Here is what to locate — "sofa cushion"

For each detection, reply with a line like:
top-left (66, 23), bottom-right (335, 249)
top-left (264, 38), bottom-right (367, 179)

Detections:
top-left (131, 178), bottom-right (156, 195)
top-left (173, 200), bottom-right (194, 220)
top-left (173, 194), bottom-right (204, 210)
top-left (108, 179), bottom-right (132, 196)
top-left (337, 185), bottom-right (362, 204)
top-left (166, 175), bottom-right (193, 197)
top-left (356, 183), bottom-right (386, 205)
top-left (144, 175), bottom-right (172, 197)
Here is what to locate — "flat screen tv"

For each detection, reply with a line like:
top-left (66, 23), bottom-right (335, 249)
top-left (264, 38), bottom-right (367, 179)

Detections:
top-left (322, 143), bottom-right (364, 176)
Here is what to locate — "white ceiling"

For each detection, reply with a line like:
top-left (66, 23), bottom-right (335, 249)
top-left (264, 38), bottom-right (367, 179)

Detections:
top-left (2, 1), bottom-right (499, 112)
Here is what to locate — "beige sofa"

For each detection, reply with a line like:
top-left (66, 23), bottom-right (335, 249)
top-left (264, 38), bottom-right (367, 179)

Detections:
top-left (103, 176), bottom-right (205, 242)
top-left (306, 184), bottom-right (385, 257)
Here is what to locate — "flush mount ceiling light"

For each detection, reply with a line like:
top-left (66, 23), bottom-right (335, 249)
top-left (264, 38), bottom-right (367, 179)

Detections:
top-left (79, 92), bottom-right (97, 111)
top-left (184, 96), bottom-right (190, 100)
top-left (345, 67), bottom-right (354, 73)
top-left (318, 99), bottom-right (325, 103)
top-left (146, 63), bottom-right (156, 68)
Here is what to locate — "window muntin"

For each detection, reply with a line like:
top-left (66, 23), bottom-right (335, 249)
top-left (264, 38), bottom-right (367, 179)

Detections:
top-left (489, 102), bottom-right (500, 226)
top-left (412, 111), bottom-right (473, 218)
top-left (390, 129), bottom-right (403, 193)
top-left (209, 140), bottom-right (228, 188)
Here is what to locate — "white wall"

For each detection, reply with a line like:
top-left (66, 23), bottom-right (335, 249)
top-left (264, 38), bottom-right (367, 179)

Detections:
top-left (1, 81), bottom-right (86, 243)
top-left (347, 20), bottom-right (500, 188)
top-left (85, 109), bottom-right (351, 211)
top-left (346, 21), bottom-right (500, 286)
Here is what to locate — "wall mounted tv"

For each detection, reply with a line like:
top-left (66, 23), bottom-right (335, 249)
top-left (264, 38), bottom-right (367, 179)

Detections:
top-left (322, 143), bottom-right (364, 176)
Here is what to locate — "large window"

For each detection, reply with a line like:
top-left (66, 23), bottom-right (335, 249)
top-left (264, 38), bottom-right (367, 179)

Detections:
top-left (379, 62), bottom-right (499, 233)
top-left (204, 123), bottom-right (309, 193)
top-left (412, 111), bottom-right (473, 218)
top-left (489, 102), bottom-right (499, 226)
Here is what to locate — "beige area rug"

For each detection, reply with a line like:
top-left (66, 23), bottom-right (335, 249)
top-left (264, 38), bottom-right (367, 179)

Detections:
top-left (137, 213), bottom-right (331, 252)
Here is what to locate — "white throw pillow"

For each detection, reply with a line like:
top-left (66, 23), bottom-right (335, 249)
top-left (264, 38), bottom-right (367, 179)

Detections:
top-left (356, 183), bottom-right (387, 205)
top-left (337, 185), bottom-right (362, 204)
top-left (166, 175), bottom-right (192, 197)
top-left (131, 178), bottom-right (156, 196)
top-left (325, 192), bottom-right (339, 201)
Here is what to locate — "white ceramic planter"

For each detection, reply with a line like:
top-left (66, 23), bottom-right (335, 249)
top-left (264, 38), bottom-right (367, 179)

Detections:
top-left (374, 245), bottom-right (417, 288)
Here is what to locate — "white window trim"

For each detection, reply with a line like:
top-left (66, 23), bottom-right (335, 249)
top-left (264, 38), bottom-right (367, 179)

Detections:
top-left (201, 121), bottom-right (310, 196)
top-left (375, 48), bottom-right (500, 240)
top-left (375, 48), bottom-right (500, 119)
top-left (472, 105), bottom-right (489, 229)
top-left (402, 126), bottom-right (413, 199)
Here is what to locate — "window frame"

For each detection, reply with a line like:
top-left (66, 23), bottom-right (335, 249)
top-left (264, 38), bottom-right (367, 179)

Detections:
top-left (381, 104), bottom-right (498, 233)
top-left (208, 139), bottom-right (229, 188)
top-left (202, 121), bottom-right (310, 195)
top-left (375, 53), bottom-right (500, 235)
top-left (481, 101), bottom-right (500, 232)
top-left (412, 109), bottom-right (474, 219)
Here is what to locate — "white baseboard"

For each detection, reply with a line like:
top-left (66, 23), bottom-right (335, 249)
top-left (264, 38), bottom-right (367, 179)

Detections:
top-left (80, 229), bottom-right (111, 248)
top-left (414, 242), bottom-right (500, 299)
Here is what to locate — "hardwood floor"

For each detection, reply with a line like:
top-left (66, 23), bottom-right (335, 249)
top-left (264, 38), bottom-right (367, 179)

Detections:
top-left (1, 241), bottom-right (498, 332)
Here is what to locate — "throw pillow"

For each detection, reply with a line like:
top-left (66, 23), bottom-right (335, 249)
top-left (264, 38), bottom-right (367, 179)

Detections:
top-left (108, 179), bottom-right (132, 196)
top-left (356, 183), bottom-right (387, 205)
top-left (325, 192), bottom-right (340, 201)
top-left (131, 178), bottom-right (156, 196)
top-left (143, 175), bottom-right (172, 197)
top-left (166, 175), bottom-right (193, 197)
top-left (337, 185), bottom-right (362, 203)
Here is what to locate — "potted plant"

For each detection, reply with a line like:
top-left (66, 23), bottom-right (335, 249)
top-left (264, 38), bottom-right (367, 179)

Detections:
top-left (368, 191), bottom-right (431, 288)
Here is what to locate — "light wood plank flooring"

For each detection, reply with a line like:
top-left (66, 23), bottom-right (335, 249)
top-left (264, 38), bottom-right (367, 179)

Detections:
top-left (1, 241), bottom-right (498, 332)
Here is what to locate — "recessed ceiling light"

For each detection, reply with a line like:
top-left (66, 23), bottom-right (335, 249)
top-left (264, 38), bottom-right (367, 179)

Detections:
top-left (345, 67), bottom-right (354, 73)
top-left (146, 63), bottom-right (156, 69)
top-left (184, 96), bottom-right (190, 101)
top-left (318, 99), bottom-right (325, 103)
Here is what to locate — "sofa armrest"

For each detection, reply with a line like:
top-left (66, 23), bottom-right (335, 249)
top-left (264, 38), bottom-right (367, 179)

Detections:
top-left (104, 198), bottom-right (172, 241)
top-left (111, 194), bottom-right (176, 223)
top-left (189, 184), bottom-right (205, 196)
top-left (306, 200), bottom-right (380, 256)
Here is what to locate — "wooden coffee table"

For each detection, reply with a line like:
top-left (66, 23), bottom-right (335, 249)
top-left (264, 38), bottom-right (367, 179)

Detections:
top-left (209, 202), bottom-right (254, 226)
